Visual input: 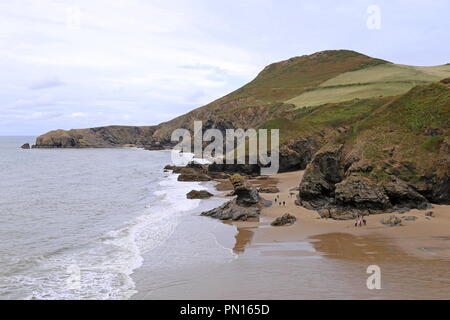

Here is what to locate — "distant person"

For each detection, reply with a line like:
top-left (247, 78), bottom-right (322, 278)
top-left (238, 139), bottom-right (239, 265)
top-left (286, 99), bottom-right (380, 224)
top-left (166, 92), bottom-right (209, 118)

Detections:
top-left (283, 201), bottom-right (286, 206)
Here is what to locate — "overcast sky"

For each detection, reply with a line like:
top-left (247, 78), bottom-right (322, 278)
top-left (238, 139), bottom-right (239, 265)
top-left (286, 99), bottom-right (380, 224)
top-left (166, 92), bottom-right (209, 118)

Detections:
top-left (0, 0), bottom-right (449, 135)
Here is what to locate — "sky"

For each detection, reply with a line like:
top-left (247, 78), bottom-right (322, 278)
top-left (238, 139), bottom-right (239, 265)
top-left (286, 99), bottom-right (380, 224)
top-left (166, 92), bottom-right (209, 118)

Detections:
top-left (0, 0), bottom-right (449, 135)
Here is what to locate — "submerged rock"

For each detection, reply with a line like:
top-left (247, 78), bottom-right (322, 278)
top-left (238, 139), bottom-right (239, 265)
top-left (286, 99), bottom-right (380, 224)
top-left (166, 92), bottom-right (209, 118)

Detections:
top-left (271, 213), bottom-right (297, 227)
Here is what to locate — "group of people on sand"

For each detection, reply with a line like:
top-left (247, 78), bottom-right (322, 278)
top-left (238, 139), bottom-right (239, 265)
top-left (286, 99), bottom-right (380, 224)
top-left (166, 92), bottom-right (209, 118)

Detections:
top-left (274, 195), bottom-right (287, 206)
top-left (355, 214), bottom-right (367, 227)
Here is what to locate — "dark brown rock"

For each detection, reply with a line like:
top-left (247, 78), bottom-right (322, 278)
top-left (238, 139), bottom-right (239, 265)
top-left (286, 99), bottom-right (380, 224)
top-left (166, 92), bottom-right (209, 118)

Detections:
top-left (186, 190), bottom-right (214, 199)
top-left (229, 174), bottom-right (261, 206)
top-left (382, 177), bottom-right (429, 210)
top-left (298, 144), bottom-right (344, 209)
top-left (258, 186), bottom-right (280, 193)
top-left (21, 143), bottom-right (30, 149)
top-left (201, 174), bottom-right (263, 220)
top-left (177, 173), bottom-right (212, 182)
top-left (271, 213), bottom-right (297, 226)
top-left (335, 175), bottom-right (391, 211)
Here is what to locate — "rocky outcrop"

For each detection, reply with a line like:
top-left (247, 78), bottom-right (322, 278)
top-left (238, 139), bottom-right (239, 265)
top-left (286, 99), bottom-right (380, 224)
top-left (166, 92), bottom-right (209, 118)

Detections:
top-left (335, 175), bottom-right (391, 211)
top-left (382, 177), bottom-right (429, 210)
top-left (186, 190), bottom-right (214, 199)
top-left (271, 213), bottom-right (297, 226)
top-left (279, 137), bottom-right (320, 172)
top-left (298, 144), bottom-right (344, 209)
top-left (229, 174), bottom-right (261, 206)
top-left (201, 175), bottom-right (264, 220)
top-left (177, 171), bottom-right (212, 182)
top-left (20, 143), bottom-right (30, 149)
top-left (298, 144), bottom-right (433, 219)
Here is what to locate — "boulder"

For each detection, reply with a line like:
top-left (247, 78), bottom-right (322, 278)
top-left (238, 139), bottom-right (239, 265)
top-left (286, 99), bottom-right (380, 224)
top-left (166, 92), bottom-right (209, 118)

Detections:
top-left (201, 201), bottom-right (261, 221)
top-left (271, 213), bottom-right (297, 226)
top-left (177, 166), bottom-right (211, 182)
top-left (258, 186), bottom-right (280, 193)
top-left (186, 161), bottom-right (208, 170)
top-left (380, 215), bottom-right (402, 226)
top-left (425, 211), bottom-right (434, 217)
top-left (20, 143), bottom-right (30, 149)
top-left (186, 190), bottom-right (214, 199)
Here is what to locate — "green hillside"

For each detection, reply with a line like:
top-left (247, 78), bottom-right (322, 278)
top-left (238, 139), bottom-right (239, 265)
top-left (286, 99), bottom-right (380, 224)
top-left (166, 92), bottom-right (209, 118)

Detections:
top-left (219, 50), bottom-right (388, 110)
top-left (286, 63), bottom-right (450, 109)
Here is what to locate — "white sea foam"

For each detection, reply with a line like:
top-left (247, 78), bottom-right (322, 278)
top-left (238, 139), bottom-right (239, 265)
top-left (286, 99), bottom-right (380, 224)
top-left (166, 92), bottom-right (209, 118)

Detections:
top-left (0, 142), bottom-right (234, 300)
top-left (15, 173), bottom-right (206, 300)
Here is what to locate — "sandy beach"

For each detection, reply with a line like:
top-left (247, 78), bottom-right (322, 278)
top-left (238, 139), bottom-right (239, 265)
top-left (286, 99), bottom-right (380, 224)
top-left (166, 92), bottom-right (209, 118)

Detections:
top-left (132, 170), bottom-right (450, 300)
top-left (216, 171), bottom-right (450, 261)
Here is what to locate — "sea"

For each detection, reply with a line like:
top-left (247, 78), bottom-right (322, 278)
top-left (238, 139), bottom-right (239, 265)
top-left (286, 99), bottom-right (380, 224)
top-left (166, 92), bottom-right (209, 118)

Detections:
top-left (0, 137), bottom-right (234, 299)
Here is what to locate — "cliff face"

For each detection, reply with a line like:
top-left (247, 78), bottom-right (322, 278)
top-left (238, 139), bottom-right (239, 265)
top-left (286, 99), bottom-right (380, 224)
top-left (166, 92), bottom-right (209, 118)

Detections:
top-left (34, 126), bottom-right (158, 148)
top-left (298, 82), bottom-right (450, 218)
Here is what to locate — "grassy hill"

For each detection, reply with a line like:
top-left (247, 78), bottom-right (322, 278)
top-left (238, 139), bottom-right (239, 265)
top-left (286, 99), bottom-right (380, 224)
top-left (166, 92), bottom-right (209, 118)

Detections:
top-left (286, 63), bottom-right (450, 108)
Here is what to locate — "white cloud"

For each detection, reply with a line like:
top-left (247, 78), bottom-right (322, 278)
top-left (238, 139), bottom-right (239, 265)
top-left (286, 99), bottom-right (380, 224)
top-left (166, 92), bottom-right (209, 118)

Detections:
top-left (0, 0), bottom-right (448, 135)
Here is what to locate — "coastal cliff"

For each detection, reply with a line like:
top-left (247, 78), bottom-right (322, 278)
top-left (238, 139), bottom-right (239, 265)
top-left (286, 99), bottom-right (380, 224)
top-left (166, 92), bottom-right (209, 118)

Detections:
top-left (33, 125), bottom-right (158, 148)
top-left (33, 50), bottom-right (450, 216)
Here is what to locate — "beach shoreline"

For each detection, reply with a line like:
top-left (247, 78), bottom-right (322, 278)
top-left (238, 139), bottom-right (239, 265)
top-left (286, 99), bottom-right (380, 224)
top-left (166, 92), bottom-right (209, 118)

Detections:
top-left (213, 170), bottom-right (450, 261)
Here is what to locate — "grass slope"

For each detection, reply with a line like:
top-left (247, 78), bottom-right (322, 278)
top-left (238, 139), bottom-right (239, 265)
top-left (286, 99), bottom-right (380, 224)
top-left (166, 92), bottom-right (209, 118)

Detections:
top-left (219, 50), bottom-right (388, 111)
top-left (344, 82), bottom-right (450, 183)
top-left (286, 63), bottom-right (450, 109)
